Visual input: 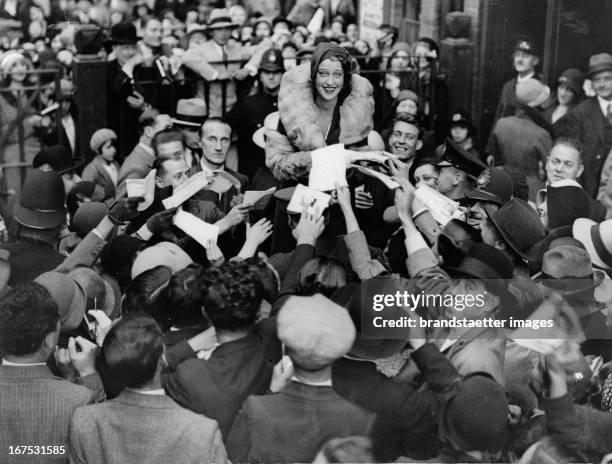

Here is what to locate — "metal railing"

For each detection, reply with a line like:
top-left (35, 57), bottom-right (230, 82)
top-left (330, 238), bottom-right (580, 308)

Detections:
top-left (0, 68), bottom-right (63, 196)
top-left (126, 55), bottom-right (442, 126)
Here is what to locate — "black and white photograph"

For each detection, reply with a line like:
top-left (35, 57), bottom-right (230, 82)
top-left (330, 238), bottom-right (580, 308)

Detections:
top-left (2, 0), bottom-right (612, 463)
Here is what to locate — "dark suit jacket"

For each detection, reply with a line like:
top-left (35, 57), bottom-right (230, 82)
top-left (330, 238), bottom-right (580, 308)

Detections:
top-left (226, 381), bottom-right (374, 463)
top-left (1, 237), bottom-right (65, 287)
top-left (163, 318), bottom-right (282, 438)
top-left (41, 109), bottom-right (80, 158)
top-left (332, 344), bottom-right (459, 461)
top-left (564, 97), bottom-right (611, 198)
top-left (189, 163), bottom-right (249, 214)
top-left (0, 365), bottom-right (95, 464)
top-left (106, 60), bottom-right (141, 159)
top-left (70, 389), bottom-right (228, 464)
top-left (225, 89), bottom-right (278, 180)
top-left (81, 155), bottom-right (119, 198)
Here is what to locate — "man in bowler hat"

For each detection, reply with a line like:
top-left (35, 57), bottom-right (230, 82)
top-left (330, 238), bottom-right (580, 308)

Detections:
top-left (565, 52), bottom-right (612, 198)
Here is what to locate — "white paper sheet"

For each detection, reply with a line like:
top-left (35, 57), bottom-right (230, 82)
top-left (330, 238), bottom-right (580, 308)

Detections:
top-left (286, 184), bottom-right (331, 218)
top-left (414, 184), bottom-right (461, 226)
top-left (162, 171), bottom-right (210, 209)
top-left (243, 187), bottom-right (276, 205)
top-left (125, 169), bottom-right (156, 211)
top-left (173, 209), bottom-right (219, 246)
top-left (308, 143), bottom-right (347, 192)
top-left (351, 164), bottom-right (400, 190)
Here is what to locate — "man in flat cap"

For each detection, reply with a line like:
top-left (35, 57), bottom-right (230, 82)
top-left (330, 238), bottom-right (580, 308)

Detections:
top-left (226, 294), bottom-right (373, 463)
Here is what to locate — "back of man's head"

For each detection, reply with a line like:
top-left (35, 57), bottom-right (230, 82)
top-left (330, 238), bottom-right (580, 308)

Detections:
top-left (202, 261), bottom-right (263, 332)
top-left (102, 312), bottom-right (164, 388)
top-left (0, 283), bottom-right (59, 357)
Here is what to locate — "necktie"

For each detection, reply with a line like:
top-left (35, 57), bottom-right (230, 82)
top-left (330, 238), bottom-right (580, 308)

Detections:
top-left (221, 46), bottom-right (228, 65)
top-left (607, 103), bottom-right (612, 125)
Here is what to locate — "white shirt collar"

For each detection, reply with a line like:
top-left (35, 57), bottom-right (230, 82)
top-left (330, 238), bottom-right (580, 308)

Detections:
top-left (516, 72), bottom-right (535, 83)
top-left (291, 376), bottom-right (333, 387)
top-left (126, 388), bottom-right (165, 395)
top-left (2, 360), bottom-right (47, 366)
top-left (200, 158), bottom-right (224, 174)
top-left (598, 95), bottom-right (612, 117)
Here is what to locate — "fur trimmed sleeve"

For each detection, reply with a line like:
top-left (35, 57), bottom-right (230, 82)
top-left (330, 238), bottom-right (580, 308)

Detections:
top-left (264, 126), bottom-right (312, 183)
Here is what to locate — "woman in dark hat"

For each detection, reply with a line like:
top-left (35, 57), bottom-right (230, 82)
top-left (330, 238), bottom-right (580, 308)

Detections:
top-left (543, 68), bottom-right (585, 136)
top-left (265, 42), bottom-right (378, 184)
top-left (435, 110), bottom-right (480, 160)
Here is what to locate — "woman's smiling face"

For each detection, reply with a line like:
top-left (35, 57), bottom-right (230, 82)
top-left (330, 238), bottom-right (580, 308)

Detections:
top-left (315, 58), bottom-right (344, 102)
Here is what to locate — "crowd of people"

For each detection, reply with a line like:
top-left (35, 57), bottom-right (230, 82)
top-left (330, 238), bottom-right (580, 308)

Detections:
top-left (3, 1), bottom-right (612, 464)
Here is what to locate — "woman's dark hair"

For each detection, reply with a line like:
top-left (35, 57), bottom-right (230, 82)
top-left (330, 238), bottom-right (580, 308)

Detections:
top-left (0, 283), bottom-right (59, 356)
top-left (298, 257), bottom-right (348, 298)
top-left (311, 43), bottom-right (354, 105)
top-left (245, 256), bottom-right (279, 303)
top-left (102, 311), bottom-right (164, 388)
top-left (123, 265), bottom-right (172, 330)
top-left (202, 261), bottom-right (263, 331)
top-left (159, 263), bottom-right (208, 329)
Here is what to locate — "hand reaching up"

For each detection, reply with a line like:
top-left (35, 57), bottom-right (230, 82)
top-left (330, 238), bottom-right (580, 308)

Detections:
top-left (292, 208), bottom-right (325, 245)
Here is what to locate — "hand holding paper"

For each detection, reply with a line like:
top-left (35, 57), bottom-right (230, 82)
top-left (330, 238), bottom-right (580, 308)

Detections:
top-left (126, 169), bottom-right (156, 211)
top-left (287, 184), bottom-right (331, 219)
top-left (414, 184), bottom-right (461, 226)
top-left (162, 171), bottom-right (211, 209)
top-left (173, 210), bottom-right (220, 246)
top-left (309, 144), bottom-right (347, 192)
top-left (243, 187), bottom-right (276, 205)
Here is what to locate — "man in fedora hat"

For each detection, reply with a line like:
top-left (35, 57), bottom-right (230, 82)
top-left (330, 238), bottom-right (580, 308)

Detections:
top-left (565, 52), bottom-right (612, 198)
top-left (226, 48), bottom-right (284, 180)
top-left (172, 98), bottom-right (207, 168)
top-left (105, 22), bottom-right (151, 158)
top-left (182, 8), bottom-right (269, 117)
top-left (536, 241), bottom-right (612, 360)
top-left (330, 276), bottom-right (461, 461)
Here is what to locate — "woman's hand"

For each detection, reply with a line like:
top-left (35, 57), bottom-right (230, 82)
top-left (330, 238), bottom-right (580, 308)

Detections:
top-left (245, 218), bottom-right (273, 246)
top-left (393, 176), bottom-right (415, 224)
top-left (387, 157), bottom-right (411, 180)
top-left (334, 182), bottom-right (352, 210)
top-left (204, 240), bottom-right (225, 266)
top-left (292, 208), bottom-right (325, 245)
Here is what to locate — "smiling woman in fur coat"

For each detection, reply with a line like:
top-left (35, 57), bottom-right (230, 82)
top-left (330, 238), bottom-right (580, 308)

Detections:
top-left (265, 42), bottom-right (382, 185)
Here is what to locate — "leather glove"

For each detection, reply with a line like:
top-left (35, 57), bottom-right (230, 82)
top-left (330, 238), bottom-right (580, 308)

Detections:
top-left (107, 197), bottom-right (144, 225)
top-left (146, 207), bottom-right (178, 235)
